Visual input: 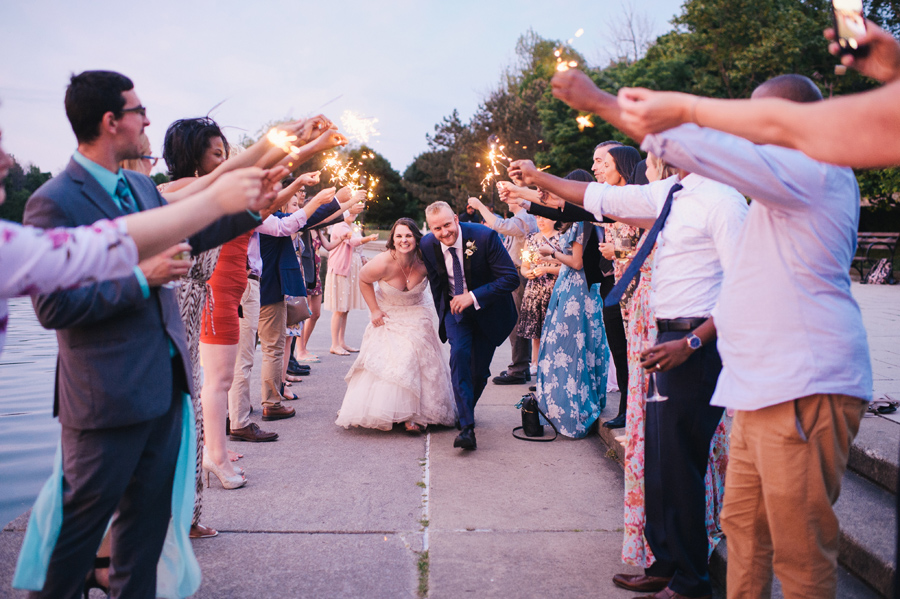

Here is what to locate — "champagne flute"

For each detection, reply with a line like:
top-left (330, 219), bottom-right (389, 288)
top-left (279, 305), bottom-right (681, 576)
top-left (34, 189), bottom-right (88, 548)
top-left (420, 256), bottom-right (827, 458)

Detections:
top-left (163, 240), bottom-right (190, 290)
top-left (615, 236), bottom-right (635, 262)
top-left (642, 339), bottom-right (668, 402)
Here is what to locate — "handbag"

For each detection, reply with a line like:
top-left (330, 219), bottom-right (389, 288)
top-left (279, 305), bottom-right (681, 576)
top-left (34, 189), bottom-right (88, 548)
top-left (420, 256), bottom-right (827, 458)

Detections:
top-left (512, 393), bottom-right (558, 442)
top-left (285, 295), bottom-right (311, 326)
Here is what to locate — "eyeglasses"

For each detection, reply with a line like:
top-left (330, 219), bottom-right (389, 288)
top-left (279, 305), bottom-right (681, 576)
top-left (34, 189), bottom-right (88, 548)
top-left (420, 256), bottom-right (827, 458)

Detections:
top-left (121, 105), bottom-right (147, 117)
top-left (141, 156), bottom-right (160, 167)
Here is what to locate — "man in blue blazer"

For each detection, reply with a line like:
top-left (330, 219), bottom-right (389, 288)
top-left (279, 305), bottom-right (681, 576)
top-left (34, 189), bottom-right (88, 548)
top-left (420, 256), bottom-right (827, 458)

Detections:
top-left (421, 201), bottom-right (520, 449)
top-left (21, 70), bottom-right (275, 598)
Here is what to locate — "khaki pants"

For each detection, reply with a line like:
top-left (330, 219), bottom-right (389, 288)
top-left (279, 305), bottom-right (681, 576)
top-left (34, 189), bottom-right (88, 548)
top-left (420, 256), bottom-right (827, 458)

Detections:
top-left (722, 394), bottom-right (866, 599)
top-left (228, 278), bottom-right (259, 429)
top-left (258, 300), bottom-right (286, 409)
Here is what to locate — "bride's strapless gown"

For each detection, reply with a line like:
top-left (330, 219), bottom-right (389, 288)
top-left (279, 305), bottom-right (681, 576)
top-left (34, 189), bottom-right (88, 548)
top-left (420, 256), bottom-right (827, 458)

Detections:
top-left (336, 278), bottom-right (457, 430)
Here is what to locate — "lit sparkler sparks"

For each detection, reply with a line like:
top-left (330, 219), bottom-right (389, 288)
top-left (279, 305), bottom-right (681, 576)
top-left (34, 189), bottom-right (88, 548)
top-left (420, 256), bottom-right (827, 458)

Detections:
top-left (481, 134), bottom-right (513, 191)
top-left (555, 27), bottom-right (585, 72)
top-left (340, 110), bottom-right (380, 146)
top-left (318, 151), bottom-right (383, 204)
top-left (576, 115), bottom-right (594, 131)
top-left (520, 247), bottom-right (540, 265)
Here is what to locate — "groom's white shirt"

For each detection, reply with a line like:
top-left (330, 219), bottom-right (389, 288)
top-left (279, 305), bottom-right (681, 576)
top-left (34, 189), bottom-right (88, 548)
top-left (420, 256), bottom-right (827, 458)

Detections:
top-left (441, 233), bottom-right (481, 310)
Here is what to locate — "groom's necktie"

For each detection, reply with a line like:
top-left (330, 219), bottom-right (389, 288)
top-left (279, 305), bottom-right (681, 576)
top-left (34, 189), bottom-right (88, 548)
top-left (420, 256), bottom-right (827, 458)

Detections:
top-left (603, 183), bottom-right (682, 308)
top-left (449, 246), bottom-right (465, 322)
top-left (115, 178), bottom-right (138, 214)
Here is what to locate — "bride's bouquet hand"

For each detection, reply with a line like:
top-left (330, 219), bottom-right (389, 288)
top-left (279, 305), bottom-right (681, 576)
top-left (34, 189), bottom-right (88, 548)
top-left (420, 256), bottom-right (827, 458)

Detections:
top-left (370, 309), bottom-right (388, 327)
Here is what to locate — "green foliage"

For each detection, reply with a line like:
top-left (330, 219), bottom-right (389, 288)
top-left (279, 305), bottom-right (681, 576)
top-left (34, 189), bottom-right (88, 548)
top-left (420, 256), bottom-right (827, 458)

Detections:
top-left (151, 172), bottom-right (170, 186)
top-left (347, 145), bottom-right (419, 228)
top-left (1, 157), bottom-right (51, 223)
top-left (406, 0), bottom-right (900, 212)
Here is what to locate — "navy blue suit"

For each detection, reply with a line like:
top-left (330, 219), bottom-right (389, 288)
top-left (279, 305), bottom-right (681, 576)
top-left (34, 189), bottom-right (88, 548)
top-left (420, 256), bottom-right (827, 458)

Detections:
top-left (421, 223), bottom-right (519, 428)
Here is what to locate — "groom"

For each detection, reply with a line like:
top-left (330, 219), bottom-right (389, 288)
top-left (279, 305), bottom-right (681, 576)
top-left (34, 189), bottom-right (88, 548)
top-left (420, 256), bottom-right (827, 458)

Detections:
top-left (421, 201), bottom-right (520, 449)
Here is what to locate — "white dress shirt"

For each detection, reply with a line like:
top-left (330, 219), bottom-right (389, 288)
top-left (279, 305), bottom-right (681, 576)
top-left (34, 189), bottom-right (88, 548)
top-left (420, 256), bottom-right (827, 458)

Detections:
top-left (247, 211), bottom-right (309, 277)
top-left (642, 124), bottom-right (872, 410)
top-left (442, 232), bottom-right (480, 309)
top-left (583, 174), bottom-right (748, 319)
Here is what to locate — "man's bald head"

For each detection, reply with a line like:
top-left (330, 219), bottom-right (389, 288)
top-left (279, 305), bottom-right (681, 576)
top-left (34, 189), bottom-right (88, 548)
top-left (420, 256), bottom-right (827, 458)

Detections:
top-left (752, 74), bottom-right (823, 103)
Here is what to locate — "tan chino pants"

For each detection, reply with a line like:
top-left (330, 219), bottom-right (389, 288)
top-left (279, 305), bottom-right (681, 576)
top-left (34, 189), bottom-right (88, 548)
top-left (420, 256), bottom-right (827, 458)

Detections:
top-left (721, 393), bottom-right (866, 599)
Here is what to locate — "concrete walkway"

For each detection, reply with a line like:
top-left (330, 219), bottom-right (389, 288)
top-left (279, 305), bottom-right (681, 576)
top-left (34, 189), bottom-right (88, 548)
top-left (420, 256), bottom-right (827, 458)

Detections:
top-left (1, 282), bottom-right (896, 598)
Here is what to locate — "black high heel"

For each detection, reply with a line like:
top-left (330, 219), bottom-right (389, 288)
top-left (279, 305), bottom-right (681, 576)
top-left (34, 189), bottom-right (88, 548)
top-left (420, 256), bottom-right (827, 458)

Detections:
top-left (83, 556), bottom-right (110, 598)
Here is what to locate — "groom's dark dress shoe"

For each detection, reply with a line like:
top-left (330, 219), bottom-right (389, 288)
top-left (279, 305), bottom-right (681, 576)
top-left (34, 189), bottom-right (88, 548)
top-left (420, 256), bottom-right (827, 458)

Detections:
top-left (602, 414), bottom-right (626, 429)
top-left (453, 426), bottom-right (477, 450)
top-left (612, 573), bottom-right (671, 592)
top-left (492, 371), bottom-right (528, 385)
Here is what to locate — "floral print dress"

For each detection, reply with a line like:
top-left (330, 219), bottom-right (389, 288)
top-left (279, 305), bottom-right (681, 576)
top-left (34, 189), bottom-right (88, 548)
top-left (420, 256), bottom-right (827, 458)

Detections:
top-left (535, 222), bottom-right (609, 438)
top-left (621, 231), bottom-right (729, 567)
top-left (516, 230), bottom-right (561, 340)
top-left (0, 219), bottom-right (137, 355)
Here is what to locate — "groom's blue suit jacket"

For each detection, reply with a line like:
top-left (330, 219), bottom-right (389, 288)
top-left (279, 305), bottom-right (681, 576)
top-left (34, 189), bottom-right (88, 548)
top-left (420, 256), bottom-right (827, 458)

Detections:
top-left (421, 222), bottom-right (519, 346)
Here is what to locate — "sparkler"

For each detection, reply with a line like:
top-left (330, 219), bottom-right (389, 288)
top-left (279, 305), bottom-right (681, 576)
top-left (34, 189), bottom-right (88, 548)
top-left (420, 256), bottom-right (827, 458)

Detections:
top-left (576, 115), bottom-right (594, 131)
top-left (554, 28), bottom-right (585, 72)
top-left (340, 110), bottom-right (380, 146)
top-left (481, 134), bottom-right (513, 192)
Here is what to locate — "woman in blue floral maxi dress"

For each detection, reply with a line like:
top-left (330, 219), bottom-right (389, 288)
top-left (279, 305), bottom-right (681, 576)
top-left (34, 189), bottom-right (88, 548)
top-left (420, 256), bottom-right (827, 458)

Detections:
top-left (535, 221), bottom-right (609, 438)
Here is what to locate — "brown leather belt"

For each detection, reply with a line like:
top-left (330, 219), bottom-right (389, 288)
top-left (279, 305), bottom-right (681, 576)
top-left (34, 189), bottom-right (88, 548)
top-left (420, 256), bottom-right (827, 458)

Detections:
top-left (247, 274), bottom-right (260, 282)
top-left (656, 317), bottom-right (706, 332)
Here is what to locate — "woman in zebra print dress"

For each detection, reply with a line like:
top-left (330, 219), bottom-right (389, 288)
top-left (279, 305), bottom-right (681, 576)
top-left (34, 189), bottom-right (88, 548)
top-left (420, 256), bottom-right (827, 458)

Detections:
top-left (160, 117), bottom-right (235, 538)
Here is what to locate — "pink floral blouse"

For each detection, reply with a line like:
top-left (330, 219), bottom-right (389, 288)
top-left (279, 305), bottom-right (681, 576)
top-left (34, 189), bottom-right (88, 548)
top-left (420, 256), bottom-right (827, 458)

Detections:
top-left (0, 218), bottom-right (138, 354)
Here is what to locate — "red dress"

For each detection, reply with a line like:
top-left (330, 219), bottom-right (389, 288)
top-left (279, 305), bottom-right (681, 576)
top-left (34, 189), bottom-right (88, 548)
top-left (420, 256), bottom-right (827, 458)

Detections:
top-left (200, 231), bottom-right (252, 345)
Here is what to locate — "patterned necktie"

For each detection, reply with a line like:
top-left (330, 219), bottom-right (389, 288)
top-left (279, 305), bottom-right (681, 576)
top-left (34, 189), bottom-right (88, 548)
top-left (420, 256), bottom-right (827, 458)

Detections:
top-left (603, 183), bottom-right (682, 307)
top-left (449, 246), bottom-right (465, 321)
top-left (115, 178), bottom-right (138, 214)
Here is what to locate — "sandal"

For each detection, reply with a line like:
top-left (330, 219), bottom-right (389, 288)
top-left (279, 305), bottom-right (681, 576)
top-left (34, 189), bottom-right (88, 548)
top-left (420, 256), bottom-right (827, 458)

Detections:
top-left (296, 355), bottom-right (321, 363)
top-left (330, 348), bottom-right (350, 356)
top-left (404, 422), bottom-right (426, 434)
top-left (189, 523), bottom-right (219, 539)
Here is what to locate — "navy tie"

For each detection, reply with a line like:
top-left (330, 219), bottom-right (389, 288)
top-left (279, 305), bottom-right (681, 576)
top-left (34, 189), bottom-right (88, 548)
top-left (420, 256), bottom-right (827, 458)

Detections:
top-left (603, 183), bottom-right (682, 307)
top-left (449, 246), bottom-right (465, 321)
top-left (115, 178), bottom-right (138, 214)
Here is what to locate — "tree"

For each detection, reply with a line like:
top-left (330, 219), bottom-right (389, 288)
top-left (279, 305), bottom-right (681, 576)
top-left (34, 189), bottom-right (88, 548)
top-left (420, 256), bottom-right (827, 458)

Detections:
top-left (1, 157), bottom-right (51, 223)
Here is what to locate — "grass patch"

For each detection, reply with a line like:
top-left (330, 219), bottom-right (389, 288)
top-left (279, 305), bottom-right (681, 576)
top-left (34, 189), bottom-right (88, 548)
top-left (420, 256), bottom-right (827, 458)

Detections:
top-left (417, 550), bottom-right (429, 597)
top-left (419, 518), bottom-right (430, 529)
top-left (416, 481), bottom-right (426, 488)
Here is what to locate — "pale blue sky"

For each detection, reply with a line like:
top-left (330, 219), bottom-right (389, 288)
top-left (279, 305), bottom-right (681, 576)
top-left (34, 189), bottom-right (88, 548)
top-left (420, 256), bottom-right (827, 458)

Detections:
top-left (0, 0), bottom-right (683, 176)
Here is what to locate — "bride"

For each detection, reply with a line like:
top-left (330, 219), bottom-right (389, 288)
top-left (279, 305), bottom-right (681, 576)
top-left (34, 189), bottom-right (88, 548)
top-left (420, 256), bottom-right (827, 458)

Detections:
top-left (336, 217), bottom-right (457, 432)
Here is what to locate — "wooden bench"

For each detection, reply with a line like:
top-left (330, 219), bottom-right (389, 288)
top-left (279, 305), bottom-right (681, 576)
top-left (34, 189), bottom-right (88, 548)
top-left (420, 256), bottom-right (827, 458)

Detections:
top-left (853, 232), bottom-right (899, 283)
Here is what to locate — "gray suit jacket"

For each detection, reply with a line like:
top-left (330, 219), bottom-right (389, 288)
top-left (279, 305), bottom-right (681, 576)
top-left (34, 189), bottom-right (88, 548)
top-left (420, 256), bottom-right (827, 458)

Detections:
top-left (23, 158), bottom-right (259, 430)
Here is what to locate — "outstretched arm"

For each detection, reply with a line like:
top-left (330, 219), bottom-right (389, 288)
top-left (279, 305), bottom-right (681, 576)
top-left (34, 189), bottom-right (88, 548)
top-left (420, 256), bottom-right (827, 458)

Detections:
top-left (550, 68), bottom-right (646, 143)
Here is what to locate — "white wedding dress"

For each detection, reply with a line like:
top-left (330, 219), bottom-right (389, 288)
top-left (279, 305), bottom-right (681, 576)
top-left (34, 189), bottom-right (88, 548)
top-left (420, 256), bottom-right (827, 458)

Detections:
top-left (336, 278), bottom-right (457, 430)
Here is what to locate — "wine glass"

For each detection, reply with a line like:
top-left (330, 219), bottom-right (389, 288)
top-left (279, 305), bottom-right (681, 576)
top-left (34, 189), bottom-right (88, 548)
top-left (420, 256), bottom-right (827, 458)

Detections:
top-left (642, 339), bottom-right (668, 403)
top-left (615, 236), bottom-right (635, 262)
top-left (163, 241), bottom-right (190, 290)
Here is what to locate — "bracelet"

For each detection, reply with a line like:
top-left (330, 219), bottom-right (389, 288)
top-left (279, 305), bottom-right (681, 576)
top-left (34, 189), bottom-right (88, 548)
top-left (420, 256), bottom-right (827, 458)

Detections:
top-left (689, 97), bottom-right (702, 127)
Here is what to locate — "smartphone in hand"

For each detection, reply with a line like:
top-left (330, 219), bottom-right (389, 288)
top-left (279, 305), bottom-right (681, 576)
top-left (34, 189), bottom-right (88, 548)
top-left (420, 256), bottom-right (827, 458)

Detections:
top-left (832, 0), bottom-right (870, 57)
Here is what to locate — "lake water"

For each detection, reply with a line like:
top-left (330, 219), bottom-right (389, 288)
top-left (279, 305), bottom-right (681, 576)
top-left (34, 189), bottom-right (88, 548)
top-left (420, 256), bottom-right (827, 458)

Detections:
top-left (0, 298), bottom-right (60, 528)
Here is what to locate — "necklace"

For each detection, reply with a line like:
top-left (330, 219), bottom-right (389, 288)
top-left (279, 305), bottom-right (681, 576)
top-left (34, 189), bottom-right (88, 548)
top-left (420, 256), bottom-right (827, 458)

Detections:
top-left (396, 253), bottom-right (415, 289)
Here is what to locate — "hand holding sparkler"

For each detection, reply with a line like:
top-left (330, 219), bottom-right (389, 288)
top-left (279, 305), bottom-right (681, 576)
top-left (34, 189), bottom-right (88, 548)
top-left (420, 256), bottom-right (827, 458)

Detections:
top-left (348, 202), bottom-right (366, 216)
top-left (467, 196), bottom-right (487, 212)
top-left (508, 160), bottom-right (540, 186)
top-left (351, 190), bottom-right (367, 204)
top-left (298, 171), bottom-right (321, 187)
top-left (299, 115), bottom-right (336, 144)
top-left (313, 130), bottom-right (349, 152)
top-left (307, 187), bottom-right (337, 211)
top-left (551, 69), bottom-right (603, 114)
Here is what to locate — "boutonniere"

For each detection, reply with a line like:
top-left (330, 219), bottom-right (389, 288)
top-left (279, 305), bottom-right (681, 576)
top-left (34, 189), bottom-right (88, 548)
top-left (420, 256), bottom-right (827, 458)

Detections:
top-left (465, 240), bottom-right (477, 258)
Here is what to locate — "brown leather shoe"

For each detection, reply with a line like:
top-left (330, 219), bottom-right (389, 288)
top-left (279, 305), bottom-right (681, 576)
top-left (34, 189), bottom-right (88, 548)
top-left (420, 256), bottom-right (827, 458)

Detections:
top-left (634, 587), bottom-right (710, 599)
top-left (612, 573), bottom-right (671, 592)
top-left (262, 404), bottom-right (295, 421)
top-left (229, 422), bottom-right (279, 442)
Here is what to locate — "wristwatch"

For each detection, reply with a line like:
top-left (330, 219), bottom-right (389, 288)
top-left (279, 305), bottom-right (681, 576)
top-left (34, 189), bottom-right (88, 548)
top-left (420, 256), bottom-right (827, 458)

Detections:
top-left (685, 333), bottom-right (703, 351)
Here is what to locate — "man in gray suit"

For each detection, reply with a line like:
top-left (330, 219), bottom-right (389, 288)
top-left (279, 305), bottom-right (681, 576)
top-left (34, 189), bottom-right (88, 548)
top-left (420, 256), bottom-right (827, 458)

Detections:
top-left (22, 70), bottom-right (270, 598)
